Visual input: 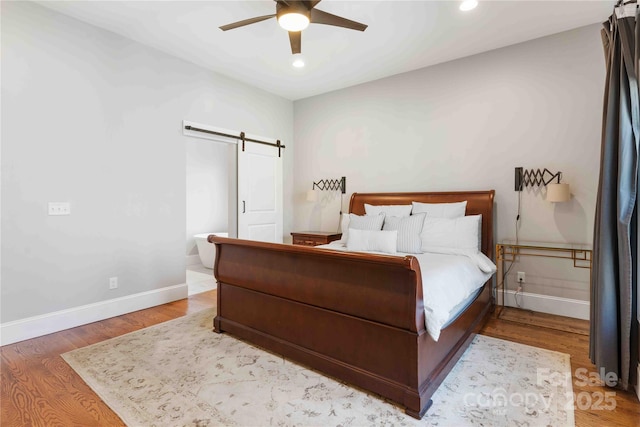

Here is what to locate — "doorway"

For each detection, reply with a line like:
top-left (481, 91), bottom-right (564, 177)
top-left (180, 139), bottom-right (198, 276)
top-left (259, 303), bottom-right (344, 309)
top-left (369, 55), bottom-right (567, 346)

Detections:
top-left (185, 136), bottom-right (233, 295)
top-left (184, 122), bottom-right (284, 295)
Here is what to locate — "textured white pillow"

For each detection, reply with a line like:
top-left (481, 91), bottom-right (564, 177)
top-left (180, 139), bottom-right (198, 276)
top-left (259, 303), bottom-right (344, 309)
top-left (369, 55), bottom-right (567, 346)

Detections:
top-left (382, 213), bottom-right (425, 254)
top-left (347, 229), bottom-right (398, 254)
top-left (365, 203), bottom-right (412, 218)
top-left (421, 214), bottom-right (482, 253)
top-left (339, 213), bottom-right (385, 243)
top-left (411, 200), bottom-right (467, 219)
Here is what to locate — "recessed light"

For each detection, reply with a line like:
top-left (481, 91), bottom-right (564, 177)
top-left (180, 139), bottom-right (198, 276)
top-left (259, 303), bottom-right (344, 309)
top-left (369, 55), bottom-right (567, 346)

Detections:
top-left (460, 0), bottom-right (478, 12)
top-left (292, 54), bottom-right (305, 68)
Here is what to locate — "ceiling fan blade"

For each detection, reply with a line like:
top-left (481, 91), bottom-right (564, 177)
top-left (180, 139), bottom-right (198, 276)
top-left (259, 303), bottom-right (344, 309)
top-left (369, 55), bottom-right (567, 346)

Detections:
top-left (289, 31), bottom-right (301, 54)
top-left (219, 14), bottom-right (276, 31)
top-left (303, 0), bottom-right (322, 9)
top-left (310, 8), bottom-right (367, 31)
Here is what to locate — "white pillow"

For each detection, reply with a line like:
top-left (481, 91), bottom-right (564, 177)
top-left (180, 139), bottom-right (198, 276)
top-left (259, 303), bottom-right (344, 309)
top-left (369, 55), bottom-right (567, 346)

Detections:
top-left (339, 213), bottom-right (385, 243)
top-left (338, 213), bottom-right (350, 242)
top-left (422, 247), bottom-right (496, 274)
top-left (347, 229), bottom-right (398, 254)
top-left (365, 203), bottom-right (412, 217)
top-left (411, 200), bottom-right (467, 219)
top-left (382, 213), bottom-right (425, 254)
top-left (420, 214), bottom-right (482, 253)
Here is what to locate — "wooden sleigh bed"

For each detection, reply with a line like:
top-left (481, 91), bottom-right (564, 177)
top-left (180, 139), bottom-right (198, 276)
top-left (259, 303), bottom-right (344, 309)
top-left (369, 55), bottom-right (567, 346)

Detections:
top-left (210, 190), bottom-right (495, 419)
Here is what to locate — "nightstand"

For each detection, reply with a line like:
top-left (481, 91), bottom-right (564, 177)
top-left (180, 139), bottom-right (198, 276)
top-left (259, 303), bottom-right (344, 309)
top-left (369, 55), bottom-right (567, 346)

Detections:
top-left (291, 231), bottom-right (342, 247)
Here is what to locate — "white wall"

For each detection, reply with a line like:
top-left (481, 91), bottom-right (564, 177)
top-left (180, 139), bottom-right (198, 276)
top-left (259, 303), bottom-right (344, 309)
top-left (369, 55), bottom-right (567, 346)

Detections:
top-left (294, 24), bottom-right (604, 310)
top-left (1, 1), bottom-right (293, 325)
top-left (186, 140), bottom-right (230, 256)
top-left (0, 1), bottom-right (603, 330)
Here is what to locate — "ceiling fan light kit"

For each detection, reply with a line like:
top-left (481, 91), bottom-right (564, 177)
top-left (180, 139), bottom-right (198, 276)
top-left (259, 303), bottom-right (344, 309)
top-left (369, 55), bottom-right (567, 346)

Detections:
top-left (460, 0), bottom-right (479, 12)
top-left (277, 2), bottom-right (310, 31)
top-left (219, 0), bottom-right (368, 56)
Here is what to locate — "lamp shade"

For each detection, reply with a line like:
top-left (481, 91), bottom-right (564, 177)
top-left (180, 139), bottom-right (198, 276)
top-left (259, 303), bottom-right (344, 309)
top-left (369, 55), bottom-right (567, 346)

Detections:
top-left (306, 189), bottom-right (318, 202)
top-left (546, 183), bottom-right (571, 203)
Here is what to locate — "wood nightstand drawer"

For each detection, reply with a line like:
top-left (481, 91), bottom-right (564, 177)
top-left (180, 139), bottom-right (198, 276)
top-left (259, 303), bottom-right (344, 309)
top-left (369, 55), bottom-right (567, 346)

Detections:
top-left (291, 232), bottom-right (342, 247)
top-left (293, 237), bottom-right (318, 246)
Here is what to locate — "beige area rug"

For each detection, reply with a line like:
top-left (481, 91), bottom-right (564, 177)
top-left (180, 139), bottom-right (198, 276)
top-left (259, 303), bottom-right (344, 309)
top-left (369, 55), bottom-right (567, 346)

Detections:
top-left (63, 308), bottom-right (575, 426)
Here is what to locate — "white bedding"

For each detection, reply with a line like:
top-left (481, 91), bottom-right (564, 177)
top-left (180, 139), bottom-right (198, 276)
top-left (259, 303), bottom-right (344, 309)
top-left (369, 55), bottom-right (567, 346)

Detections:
top-left (316, 241), bottom-right (496, 341)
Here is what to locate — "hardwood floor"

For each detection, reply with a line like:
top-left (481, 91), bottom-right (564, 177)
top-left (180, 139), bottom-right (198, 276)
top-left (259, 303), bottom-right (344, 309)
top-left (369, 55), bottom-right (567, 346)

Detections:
top-left (482, 307), bottom-right (640, 427)
top-left (496, 306), bottom-right (590, 335)
top-left (1, 294), bottom-right (638, 426)
top-left (1, 291), bottom-right (215, 426)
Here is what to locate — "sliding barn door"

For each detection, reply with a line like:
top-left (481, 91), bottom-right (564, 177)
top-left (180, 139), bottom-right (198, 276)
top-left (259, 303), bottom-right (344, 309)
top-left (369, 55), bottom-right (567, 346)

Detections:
top-left (237, 141), bottom-right (283, 243)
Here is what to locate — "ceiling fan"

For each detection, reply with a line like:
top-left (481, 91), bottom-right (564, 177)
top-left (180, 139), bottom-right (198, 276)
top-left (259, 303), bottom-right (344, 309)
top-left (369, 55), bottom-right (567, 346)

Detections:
top-left (219, 0), bottom-right (368, 54)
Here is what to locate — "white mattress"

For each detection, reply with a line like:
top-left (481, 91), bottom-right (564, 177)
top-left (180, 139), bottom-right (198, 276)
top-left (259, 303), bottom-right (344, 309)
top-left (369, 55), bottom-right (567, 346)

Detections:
top-left (316, 242), bottom-right (496, 341)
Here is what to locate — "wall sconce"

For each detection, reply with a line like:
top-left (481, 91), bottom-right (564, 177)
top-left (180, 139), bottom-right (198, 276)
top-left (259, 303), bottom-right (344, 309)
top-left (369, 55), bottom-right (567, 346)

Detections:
top-left (307, 177), bottom-right (347, 229)
top-left (514, 167), bottom-right (571, 202)
top-left (313, 176), bottom-right (346, 193)
top-left (307, 176), bottom-right (346, 202)
top-left (307, 176), bottom-right (347, 209)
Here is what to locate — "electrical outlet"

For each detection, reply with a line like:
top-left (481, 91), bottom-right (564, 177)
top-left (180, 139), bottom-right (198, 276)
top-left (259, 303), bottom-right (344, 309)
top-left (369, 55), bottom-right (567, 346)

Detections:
top-left (109, 277), bottom-right (118, 289)
top-left (517, 271), bottom-right (525, 283)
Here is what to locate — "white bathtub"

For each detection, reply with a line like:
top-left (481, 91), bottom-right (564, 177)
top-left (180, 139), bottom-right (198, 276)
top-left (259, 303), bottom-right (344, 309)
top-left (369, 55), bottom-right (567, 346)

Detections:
top-left (194, 232), bottom-right (228, 269)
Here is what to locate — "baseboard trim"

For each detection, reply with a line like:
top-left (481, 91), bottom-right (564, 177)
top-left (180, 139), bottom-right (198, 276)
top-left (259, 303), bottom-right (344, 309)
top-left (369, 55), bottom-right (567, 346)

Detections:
top-left (186, 254), bottom-right (201, 266)
top-left (0, 284), bottom-right (188, 346)
top-left (500, 290), bottom-right (589, 320)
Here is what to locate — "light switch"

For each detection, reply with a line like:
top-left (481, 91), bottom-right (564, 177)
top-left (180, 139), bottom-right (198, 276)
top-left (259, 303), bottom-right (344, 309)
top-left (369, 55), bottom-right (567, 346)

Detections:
top-left (48, 202), bottom-right (70, 215)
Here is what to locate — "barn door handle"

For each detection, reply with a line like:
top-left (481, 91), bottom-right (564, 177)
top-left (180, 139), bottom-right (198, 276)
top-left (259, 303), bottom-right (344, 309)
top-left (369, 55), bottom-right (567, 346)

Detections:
top-left (242, 200), bottom-right (246, 213)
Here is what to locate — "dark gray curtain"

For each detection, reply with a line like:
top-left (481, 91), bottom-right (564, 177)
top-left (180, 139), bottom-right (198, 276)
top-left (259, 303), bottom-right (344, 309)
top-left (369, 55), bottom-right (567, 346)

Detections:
top-left (591, 2), bottom-right (639, 391)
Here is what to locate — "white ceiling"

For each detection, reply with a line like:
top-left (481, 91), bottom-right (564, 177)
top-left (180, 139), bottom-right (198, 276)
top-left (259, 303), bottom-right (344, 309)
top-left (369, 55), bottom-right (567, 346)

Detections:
top-left (37, 0), bottom-right (614, 100)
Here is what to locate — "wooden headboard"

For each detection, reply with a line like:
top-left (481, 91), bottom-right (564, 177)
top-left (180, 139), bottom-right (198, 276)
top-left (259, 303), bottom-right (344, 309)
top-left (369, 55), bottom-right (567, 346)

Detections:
top-left (349, 190), bottom-right (495, 259)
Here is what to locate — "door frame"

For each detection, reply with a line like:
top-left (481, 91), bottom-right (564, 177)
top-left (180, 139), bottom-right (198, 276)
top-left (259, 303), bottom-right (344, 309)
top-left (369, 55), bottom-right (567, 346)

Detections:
top-left (183, 120), bottom-right (284, 241)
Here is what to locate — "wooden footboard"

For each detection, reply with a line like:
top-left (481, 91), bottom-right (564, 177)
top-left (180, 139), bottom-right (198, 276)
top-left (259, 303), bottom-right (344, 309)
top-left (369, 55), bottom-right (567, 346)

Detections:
top-left (211, 190), bottom-right (495, 419)
top-left (211, 238), bottom-right (492, 418)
